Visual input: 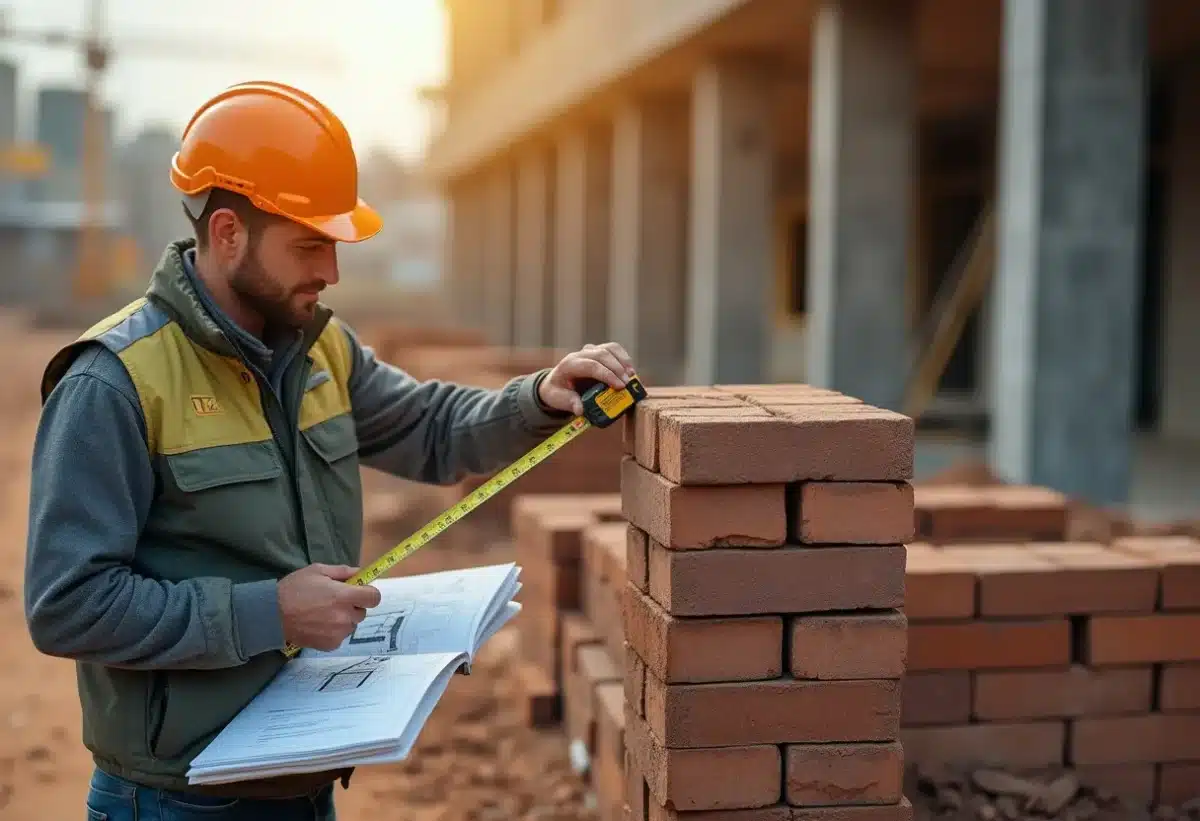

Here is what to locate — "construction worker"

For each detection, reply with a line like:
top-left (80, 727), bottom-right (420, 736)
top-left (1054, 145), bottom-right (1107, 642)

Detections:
top-left (24, 81), bottom-right (636, 821)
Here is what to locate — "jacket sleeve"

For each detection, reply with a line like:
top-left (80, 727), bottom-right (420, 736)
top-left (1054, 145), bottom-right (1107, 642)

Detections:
top-left (24, 345), bottom-right (284, 670)
top-left (340, 321), bottom-right (572, 483)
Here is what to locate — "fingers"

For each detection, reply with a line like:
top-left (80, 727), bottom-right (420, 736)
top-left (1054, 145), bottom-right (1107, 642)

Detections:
top-left (598, 342), bottom-right (635, 377)
top-left (312, 563), bottom-right (359, 581)
top-left (339, 582), bottom-right (382, 610)
top-left (570, 351), bottom-right (626, 389)
top-left (541, 383), bottom-right (584, 416)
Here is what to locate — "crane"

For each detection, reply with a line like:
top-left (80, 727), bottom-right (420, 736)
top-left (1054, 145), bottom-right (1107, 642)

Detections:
top-left (0, 0), bottom-right (345, 299)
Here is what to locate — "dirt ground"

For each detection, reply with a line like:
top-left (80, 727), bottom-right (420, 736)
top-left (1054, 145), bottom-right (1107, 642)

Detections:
top-left (0, 319), bottom-right (593, 821)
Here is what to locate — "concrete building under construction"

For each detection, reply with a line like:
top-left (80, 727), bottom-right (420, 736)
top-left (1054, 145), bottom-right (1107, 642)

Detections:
top-left (422, 0), bottom-right (1200, 509)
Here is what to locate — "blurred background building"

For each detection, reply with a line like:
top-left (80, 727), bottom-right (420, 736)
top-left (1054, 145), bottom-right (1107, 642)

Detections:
top-left (422, 0), bottom-right (1200, 511)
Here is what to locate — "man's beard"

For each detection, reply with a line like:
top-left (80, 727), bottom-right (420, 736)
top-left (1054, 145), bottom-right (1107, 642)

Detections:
top-left (229, 250), bottom-right (318, 331)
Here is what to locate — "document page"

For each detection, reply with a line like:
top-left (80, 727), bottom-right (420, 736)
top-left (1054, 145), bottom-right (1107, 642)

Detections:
top-left (301, 563), bottom-right (520, 661)
top-left (187, 651), bottom-right (465, 783)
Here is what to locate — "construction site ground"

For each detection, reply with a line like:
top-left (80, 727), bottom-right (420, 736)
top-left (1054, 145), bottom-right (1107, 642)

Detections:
top-left (0, 319), bottom-right (594, 821)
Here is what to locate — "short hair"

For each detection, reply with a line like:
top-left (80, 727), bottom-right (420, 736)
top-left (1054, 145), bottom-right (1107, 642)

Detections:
top-left (183, 189), bottom-right (279, 250)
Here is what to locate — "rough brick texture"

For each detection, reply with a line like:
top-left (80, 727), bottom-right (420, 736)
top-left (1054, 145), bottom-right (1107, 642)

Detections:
top-left (644, 672), bottom-right (902, 748)
top-left (626, 706), bottom-right (781, 812)
top-left (648, 541), bottom-right (906, 617)
top-left (789, 612), bottom-right (907, 680)
top-left (784, 742), bottom-right (904, 807)
top-left (972, 665), bottom-right (1152, 720)
top-left (795, 482), bottom-right (914, 545)
top-left (913, 484), bottom-right (1068, 543)
top-left (621, 458), bottom-right (787, 549)
top-left (655, 404), bottom-right (914, 485)
top-left (907, 620), bottom-right (1070, 671)
top-left (624, 583), bottom-right (783, 683)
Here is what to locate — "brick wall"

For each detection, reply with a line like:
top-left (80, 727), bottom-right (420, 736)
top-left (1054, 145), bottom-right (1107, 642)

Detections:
top-left (509, 382), bottom-right (1200, 813)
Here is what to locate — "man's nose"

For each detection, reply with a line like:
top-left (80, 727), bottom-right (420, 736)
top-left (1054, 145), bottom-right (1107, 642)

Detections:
top-left (318, 247), bottom-right (340, 286)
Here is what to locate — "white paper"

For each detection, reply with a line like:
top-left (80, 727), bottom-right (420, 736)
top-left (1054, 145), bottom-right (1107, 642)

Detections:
top-left (186, 562), bottom-right (522, 785)
top-left (300, 563), bottom-right (520, 661)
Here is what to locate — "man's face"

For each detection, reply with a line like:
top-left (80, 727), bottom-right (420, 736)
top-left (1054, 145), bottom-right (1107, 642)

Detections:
top-left (229, 220), bottom-right (339, 329)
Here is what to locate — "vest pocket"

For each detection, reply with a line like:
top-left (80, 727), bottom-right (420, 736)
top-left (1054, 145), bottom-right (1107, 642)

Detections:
top-left (299, 413), bottom-right (362, 564)
top-left (165, 441), bottom-right (284, 492)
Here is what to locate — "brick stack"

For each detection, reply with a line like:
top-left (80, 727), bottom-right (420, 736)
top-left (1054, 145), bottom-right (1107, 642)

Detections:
top-left (619, 384), bottom-right (916, 821)
top-left (511, 493), bottom-right (623, 726)
top-left (903, 535), bottom-right (1200, 806)
top-left (914, 484), bottom-right (1069, 544)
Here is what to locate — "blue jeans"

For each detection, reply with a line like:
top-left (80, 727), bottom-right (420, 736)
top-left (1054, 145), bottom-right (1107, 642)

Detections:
top-left (85, 767), bottom-right (336, 821)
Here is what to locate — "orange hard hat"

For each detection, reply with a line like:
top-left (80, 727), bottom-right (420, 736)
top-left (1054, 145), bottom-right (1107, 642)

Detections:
top-left (169, 80), bottom-right (382, 243)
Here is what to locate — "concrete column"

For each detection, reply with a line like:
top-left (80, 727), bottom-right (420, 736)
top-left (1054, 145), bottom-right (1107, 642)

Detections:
top-left (482, 162), bottom-right (516, 346)
top-left (1161, 62), bottom-right (1200, 443)
top-left (806, 0), bottom-right (916, 409)
top-left (687, 58), bottom-right (775, 385)
top-left (445, 179), bottom-right (487, 328)
top-left (609, 95), bottom-right (690, 384)
top-left (554, 124), bottom-right (612, 350)
top-left (514, 147), bottom-right (555, 347)
top-left (989, 0), bottom-right (1146, 505)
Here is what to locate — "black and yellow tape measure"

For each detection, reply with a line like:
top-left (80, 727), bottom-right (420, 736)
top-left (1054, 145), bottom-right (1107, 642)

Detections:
top-left (281, 374), bottom-right (647, 658)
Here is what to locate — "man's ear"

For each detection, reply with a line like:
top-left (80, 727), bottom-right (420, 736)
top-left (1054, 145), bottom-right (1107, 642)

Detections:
top-left (208, 208), bottom-right (248, 265)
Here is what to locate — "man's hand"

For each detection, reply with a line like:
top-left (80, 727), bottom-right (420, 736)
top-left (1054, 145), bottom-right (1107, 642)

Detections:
top-left (538, 342), bottom-right (637, 416)
top-left (277, 563), bottom-right (382, 652)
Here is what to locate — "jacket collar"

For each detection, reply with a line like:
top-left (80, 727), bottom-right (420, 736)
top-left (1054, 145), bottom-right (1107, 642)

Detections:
top-left (144, 238), bottom-right (332, 360)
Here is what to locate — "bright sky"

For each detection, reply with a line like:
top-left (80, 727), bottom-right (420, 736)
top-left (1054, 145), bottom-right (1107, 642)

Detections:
top-left (0, 0), bottom-right (447, 159)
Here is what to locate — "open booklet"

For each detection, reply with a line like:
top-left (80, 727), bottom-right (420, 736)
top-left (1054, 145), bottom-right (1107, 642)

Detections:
top-left (186, 562), bottom-right (522, 785)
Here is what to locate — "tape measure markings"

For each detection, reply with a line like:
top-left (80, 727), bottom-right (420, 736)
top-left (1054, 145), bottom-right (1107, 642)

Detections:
top-left (280, 377), bottom-right (644, 659)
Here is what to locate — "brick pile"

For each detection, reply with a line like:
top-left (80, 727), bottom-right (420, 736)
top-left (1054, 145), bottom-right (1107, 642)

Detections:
top-left (619, 384), bottom-right (916, 821)
top-left (904, 534), bottom-right (1200, 807)
top-left (510, 493), bottom-right (625, 729)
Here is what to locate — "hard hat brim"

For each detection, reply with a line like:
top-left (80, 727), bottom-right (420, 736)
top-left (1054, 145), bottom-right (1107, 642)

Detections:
top-left (292, 198), bottom-right (383, 244)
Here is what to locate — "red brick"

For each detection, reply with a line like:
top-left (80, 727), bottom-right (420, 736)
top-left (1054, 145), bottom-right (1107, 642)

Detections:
top-left (789, 612), bottom-right (906, 680)
top-left (1159, 664), bottom-right (1200, 711)
top-left (973, 665), bottom-right (1152, 720)
top-left (1072, 766), bottom-right (1156, 806)
top-left (644, 672), bottom-right (901, 747)
top-left (516, 605), bottom-right (559, 680)
top-left (901, 672), bottom-right (971, 726)
top-left (621, 458), bottom-right (787, 549)
top-left (1070, 713), bottom-right (1200, 766)
top-left (946, 544), bottom-right (1159, 617)
top-left (913, 485), bottom-right (1068, 543)
top-left (560, 611), bottom-right (603, 677)
top-left (514, 660), bottom-right (560, 727)
top-left (624, 583), bottom-right (783, 683)
top-left (648, 541), bottom-right (906, 617)
top-left (627, 397), bottom-right (752, 471)
top-left (519, 558), bottom-right (582, 610)
top-left (1113, 536), bottom-right (1200, 610)
top-left (785, 742), bottom-right (904, 807)
top-left (656, 405), bottom-right (914, 485)
top-left (595, 680), bottom-right (626, 769)
top-left (627, 749), bottom-right (650, 821)
top-left (646, 798), bottom-right (914, 821)
top-left (903, 546), bottom-right (977, 620)
top-left (626, 642), bottom-right (647, 717)
top-left (907, 620), bottom-right (1070, 671)
top-left (1085, 614), bottom-right (1200, 665)
top-left (628, 525), bottom-right (650, 591)
top-left (1158, 763), bottom-right (1200, 807)
top-left (902, 722), bottom-right (1065, 770)
top-left (626, 706), bottom-right (781, 811)
top-left (795, 483), bottom-right (914, 545)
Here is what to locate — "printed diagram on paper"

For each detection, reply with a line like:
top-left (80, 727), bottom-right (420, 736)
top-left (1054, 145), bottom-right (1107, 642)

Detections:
top-left (283, 656), bottom-right (391, 695)
top-left (303, 571), bottom-right (484, 659)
